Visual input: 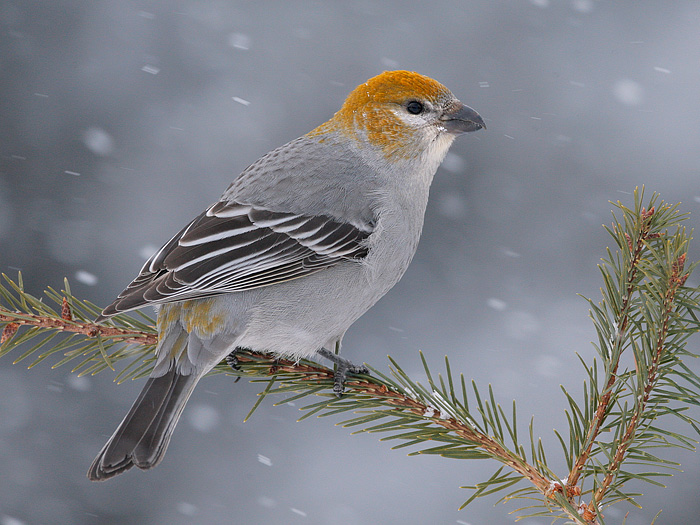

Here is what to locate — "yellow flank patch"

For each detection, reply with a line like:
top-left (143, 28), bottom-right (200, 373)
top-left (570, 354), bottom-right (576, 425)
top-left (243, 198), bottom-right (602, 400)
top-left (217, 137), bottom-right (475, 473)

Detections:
top-left (181, 298), bottom-right (224, 335)
top-left (157, 303), bottom-right (181, 334)
top-left (157, 299), bottom-right (224, 337)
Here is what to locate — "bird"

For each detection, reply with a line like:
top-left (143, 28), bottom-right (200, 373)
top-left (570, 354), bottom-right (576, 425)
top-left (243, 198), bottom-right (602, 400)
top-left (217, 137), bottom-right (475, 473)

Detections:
top-left (87, 70), bottom-right (484, 481)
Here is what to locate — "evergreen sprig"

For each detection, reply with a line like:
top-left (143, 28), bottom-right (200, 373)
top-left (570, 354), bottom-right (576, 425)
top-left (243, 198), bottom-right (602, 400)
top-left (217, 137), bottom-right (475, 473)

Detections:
top-left (560, 189), bottom-right (700, 521)
top-left (1, 188), bottom-right (699, 524)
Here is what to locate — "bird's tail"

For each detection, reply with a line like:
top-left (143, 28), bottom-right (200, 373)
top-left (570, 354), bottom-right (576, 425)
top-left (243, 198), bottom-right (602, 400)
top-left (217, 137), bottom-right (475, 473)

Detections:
top-left (87, 365), bottom-right (199, 481)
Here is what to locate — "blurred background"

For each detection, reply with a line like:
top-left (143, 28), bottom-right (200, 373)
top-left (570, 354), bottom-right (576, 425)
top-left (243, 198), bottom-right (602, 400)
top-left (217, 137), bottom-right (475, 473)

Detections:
top-left (2, 1), bottom-right (700, 523)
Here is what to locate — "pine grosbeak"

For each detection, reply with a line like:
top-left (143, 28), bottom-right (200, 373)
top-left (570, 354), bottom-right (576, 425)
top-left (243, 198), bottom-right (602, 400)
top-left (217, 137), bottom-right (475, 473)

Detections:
top-left (88, 70), bottom-right (484, 481)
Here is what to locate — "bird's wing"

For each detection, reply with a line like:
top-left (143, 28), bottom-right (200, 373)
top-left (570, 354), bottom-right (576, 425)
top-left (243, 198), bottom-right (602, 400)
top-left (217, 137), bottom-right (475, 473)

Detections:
top-left (98, 201), bottom-right (374, 318)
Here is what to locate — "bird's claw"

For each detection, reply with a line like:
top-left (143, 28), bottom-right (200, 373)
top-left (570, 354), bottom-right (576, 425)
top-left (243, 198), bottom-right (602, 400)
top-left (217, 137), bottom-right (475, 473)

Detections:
top-left (318, 348), bottom-right (369, 397)
top-left (225, 350), bottom-right (240, 371)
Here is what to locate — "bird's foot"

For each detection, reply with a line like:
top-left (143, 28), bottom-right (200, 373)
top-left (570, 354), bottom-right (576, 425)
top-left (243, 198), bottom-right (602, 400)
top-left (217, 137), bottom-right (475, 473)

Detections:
top-left (317, 348), bottom-right (369, 397)
top-left (225, 349), bottom-right (240, 371)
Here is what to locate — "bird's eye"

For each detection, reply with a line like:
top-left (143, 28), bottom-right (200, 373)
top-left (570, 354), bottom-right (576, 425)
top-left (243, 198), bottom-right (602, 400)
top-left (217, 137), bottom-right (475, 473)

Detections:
top-left (406, 101), bottom-right (424, 115)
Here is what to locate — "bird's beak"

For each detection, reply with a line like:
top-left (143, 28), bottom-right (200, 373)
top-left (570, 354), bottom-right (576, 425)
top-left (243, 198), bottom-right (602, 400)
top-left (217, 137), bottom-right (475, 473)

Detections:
top-left (441, 102), bottom-right (486, 134)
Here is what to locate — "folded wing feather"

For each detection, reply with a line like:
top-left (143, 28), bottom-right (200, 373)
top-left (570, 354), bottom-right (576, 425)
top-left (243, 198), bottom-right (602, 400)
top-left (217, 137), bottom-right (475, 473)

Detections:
top-left (98, 201), bottom-right (374, 319)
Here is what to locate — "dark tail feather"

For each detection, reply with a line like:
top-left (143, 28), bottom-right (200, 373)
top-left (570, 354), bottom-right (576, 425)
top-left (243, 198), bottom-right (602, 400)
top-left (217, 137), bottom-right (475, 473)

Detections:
top-left (87, 366), bottom-right (199, 481)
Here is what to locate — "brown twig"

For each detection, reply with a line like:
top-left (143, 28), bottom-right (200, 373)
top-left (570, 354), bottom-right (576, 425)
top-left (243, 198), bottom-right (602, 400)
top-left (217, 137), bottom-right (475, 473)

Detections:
top-left (0, 294), bottom-right (587, 523)
top-left (237, 354), bottom-right (555, 497)
top-left (0, 308), bottom-right (158, 346)
top-left (587, 253), bottom-right (687, 514)
top-left (1, 220), bottom-right (688, 525)
top-left (565, 207), bottom-right (656, 518)
top-left (0, 304), bottom-right (568, 498)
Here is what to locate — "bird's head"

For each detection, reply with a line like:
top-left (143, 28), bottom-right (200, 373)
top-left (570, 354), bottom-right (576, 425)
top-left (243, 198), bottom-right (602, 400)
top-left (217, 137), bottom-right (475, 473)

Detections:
top-left (311, 70), bottom-right (484, 162)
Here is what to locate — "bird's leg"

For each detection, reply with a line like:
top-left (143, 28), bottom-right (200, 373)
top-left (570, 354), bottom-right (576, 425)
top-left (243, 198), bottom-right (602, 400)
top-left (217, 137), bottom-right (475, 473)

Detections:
top-left (317, 347), bottom-right (369, 397)
top-left (225, 347), bottom-right (240, 371)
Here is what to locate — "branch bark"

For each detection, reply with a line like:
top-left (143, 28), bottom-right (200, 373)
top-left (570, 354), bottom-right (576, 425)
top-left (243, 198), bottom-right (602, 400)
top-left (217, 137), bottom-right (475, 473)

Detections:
top-left (0, 309), bottom-right (158, 346)
top-left (565, 208), bottom-right (655, 494)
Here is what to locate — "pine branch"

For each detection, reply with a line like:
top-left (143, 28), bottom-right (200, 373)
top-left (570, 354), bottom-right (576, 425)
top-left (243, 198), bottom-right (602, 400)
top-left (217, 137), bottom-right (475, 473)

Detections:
top-left (0, 274), bottom-right (158, 379)
top-left (559, 188), bottom-right (700, 523)
top-left (566, 205), bottom-right (656, 491)
top-left (588, 251), bottom-right (688, 513)
top-left (0, 301), bottom-right (158, 346)
top-left (1, 187), bottom-right (699, 524)
top-left (0, 274), bottom-right (575, 520)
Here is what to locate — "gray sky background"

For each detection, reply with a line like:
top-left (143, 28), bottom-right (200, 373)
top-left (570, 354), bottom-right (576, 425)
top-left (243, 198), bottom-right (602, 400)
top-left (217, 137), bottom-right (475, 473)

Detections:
top-left (2, 1), bottom-right (700, 524)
